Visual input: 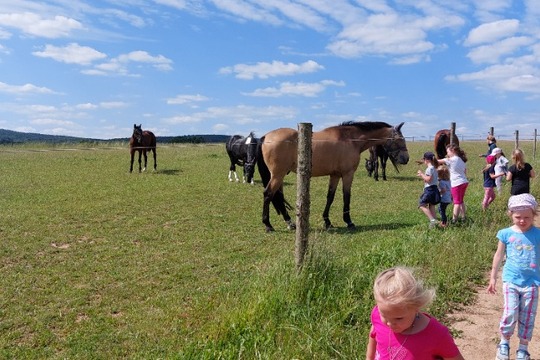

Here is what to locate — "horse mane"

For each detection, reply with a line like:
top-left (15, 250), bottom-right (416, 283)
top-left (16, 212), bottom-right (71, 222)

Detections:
top-left (339, 121), bottom-right (391, 130)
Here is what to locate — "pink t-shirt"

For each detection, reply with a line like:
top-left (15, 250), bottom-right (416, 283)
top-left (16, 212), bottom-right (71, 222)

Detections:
top-left (370, 306), bottom-right (460, 360)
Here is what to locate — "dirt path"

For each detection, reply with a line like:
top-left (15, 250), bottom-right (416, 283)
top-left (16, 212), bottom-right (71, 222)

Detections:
top-left (451, 217), bottom-right (540, 360)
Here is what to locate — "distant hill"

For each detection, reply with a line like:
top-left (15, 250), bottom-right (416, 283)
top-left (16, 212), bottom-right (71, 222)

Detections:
top-left (0, 129), bottom-right (230, 144)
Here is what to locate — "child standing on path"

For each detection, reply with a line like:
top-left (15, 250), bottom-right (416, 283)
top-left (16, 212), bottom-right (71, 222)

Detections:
top-left (437, 144), bottom-right (469, 223)
top-left (487, 194), bottom-right (540, 360)
top-left (491, 148), bottom-right (509, 195)
top-left (438, 165), bottom-right (452, 227)
top-left (366, 266), bottom-right (464, 360)
top-left (417, 152), bottom-right (441, 228)
top-left (507, 148), bottom-right (535, 195)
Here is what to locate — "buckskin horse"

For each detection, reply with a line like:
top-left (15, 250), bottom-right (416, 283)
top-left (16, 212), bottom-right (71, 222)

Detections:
top-left (129, 124), bottom-right (157, 173)
top-left (257, 121), bottom-right (409, 232)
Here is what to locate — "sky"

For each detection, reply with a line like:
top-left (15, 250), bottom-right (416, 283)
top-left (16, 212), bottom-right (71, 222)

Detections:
top-left (0, 1), bottom-right (539, 141)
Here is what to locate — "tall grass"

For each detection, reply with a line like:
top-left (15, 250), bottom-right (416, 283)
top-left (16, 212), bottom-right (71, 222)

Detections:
top-left (0, 140), bottom-right (538, 359)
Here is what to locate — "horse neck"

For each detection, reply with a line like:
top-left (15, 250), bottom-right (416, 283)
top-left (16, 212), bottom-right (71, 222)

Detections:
top-left (354, 127), bottom-right (392, 152)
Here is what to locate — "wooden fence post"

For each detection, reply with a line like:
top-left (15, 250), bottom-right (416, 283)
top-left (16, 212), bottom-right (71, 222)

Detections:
top-left (450, 122), bottom-right (456, 146)
top-left (515, 130), bottom-right (519, 149)
top-left (296, 123), bottom-right (312, 271)
top-left (490, 127), bottom-right (494, 136)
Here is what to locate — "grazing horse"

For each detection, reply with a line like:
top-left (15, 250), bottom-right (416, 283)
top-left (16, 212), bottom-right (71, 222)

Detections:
top-left (364, 144), bottom-right (400, 181)
top-left (257, 121), bottom-right (409, 232)
top-left (225, 132), bottom-right (259, 185)
top-left (129, 124), bottom-right (157, 173)
top-left (434, 129), bottom-right (459, 159)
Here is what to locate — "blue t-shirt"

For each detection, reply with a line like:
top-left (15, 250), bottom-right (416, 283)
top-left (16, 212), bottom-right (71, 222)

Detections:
top-left (483, 165), bottom-right (495, 188)
top-left (498, 226), bottom-right (540, 286)
top-left (438, 179), bottom-right (452, 204)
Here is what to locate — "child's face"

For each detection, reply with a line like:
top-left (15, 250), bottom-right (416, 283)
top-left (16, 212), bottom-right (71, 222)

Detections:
top-left (377, 301), bottom-right (418, 334)
top-left (510, 209), bottom-right (535, 232)
top-left (446, 147), bottom-right (454, 156)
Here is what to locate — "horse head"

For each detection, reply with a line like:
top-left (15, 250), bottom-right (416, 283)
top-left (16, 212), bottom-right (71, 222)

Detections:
top-left (244, 132), bottom-right (259, 184)
top-left (132, 124), bottom-right (143, 143)
top-left (365, 158), bottom-right (374, 176)
top-left (383, 122), bottom-right (409, 165)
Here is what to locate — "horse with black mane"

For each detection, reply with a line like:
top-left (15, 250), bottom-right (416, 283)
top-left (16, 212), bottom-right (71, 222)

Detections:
top-left (434, 129), bottom-right (459, 159)
top-left (129, 124), bottom-right (157, 173)
top-left (257, 121), bottom-right (409, 232)
top-left (364, 144), bottom-right (400, 181)
top-left (226, 131), bottom-right (259, 185)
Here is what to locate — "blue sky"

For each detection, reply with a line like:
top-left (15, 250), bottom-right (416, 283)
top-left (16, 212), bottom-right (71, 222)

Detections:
top-left (0, 1), bottom-right (539, 140)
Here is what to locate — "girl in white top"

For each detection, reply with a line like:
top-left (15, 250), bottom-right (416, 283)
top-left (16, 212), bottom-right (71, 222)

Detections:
top-left (437, 144), bottom-right (469, 223)
top-left (491, 147), bottom-right (509, 195)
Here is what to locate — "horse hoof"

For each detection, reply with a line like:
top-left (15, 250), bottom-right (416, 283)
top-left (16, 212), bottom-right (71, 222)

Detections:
top-left (347, 223), bottom-right (356, 229)
top-left (265, 227), bottom-right (275, 233)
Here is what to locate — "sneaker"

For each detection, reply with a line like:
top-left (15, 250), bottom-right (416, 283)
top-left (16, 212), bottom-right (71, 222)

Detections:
top-left (429, 219), bottom-right (438, 229)
top-left (496, 344), bottom-right (509, 360)
top-left (516, 349), bottom-right (530, 360)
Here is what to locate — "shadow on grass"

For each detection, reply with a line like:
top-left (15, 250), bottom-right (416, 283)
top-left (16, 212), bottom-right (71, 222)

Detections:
top-left (156, 169), bottom-right (183, 175)
top-left (317, 222), bottom-right (414, 234)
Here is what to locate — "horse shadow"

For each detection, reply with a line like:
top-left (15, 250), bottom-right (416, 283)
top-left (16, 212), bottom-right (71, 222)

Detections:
top-left (155, 169), bottom-right (183, 176)
top-left (318, 222), bottom-right (413, 234)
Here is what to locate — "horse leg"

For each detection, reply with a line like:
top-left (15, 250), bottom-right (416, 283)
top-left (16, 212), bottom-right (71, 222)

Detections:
top-left (381, 155), bottom-right (387, 181)
top-left (142, 150), bottom-right (148, 172)
top-left (322, 175), bottom-right (340, 229)
top-left (374, 159), bottom-right (379, 181)
top-left (130, 150), bottom-right (135, 173)
top-left (152, 148), bottom-right (157, 171)
top-left (137, 150), bottom-right (142, 173)
top-left (263, 176), bottom-right (293, 232)
top-left (342, 173), bottom-right (356, 229)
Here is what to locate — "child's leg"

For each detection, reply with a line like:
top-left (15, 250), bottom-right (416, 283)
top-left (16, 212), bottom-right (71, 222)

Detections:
top-left (482, 187), bottom-right (490, 209)
top-left (500, 282), bottom-right (520, 340)
top-left (438, 203), bottom-right (448, 224)
top-left (517, 285), bottom-right (539, 344)
top-left (420, 204), bottom-right (435, 221)
top-left (429, 204), bottom-right (437, 219)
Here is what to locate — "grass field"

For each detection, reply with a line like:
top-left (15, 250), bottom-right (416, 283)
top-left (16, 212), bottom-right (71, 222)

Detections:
top-left (1, 140), bottom-right (538, 359)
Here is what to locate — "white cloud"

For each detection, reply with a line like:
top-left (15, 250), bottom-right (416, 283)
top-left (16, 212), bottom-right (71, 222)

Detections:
top-left (167, 94), bottom-right (210, 105)
top-left (220, 60), bottom-right (324, 80)
top-left (0, 12), bottom-right (83, 38)
top-left (164, 105), bottom-right (297, 124)
top-left (0, 81), bottom-right (56, 95)
top-left (467, 36), bottom-right (534, 64)
top-left (32, 43), bottom-right (106, 65)
top-left (245, 80), bottom-right (344, 97)
top-left (464, 19), bottom-right (520, 46)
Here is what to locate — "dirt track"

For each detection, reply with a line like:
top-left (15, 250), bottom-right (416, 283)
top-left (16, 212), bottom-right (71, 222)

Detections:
top-left (451, 217), bottom-right (540, 360)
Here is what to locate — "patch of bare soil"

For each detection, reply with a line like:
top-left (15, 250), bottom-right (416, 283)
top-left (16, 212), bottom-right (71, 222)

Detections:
top-left (450, 217), bottom-right (540, 360)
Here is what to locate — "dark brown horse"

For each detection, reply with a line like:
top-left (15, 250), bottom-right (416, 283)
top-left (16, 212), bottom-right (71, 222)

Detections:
top-left (364, 144), bottom-right (400, 181)
top-left (257, 121), bottom-right (409, 232)
top-left (434, 129), bottom-right (459, 159)
top-left (129, 124), bottom-right (157, 173)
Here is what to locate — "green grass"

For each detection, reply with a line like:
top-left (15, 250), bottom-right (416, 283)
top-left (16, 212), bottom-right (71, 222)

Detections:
top-left (0, 140), bottom-right (538, 359)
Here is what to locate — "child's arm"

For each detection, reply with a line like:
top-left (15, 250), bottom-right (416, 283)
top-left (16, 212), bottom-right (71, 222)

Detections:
top-left (365, 326), bottom-right (376, 360)
top-left (417, 170), bottom-right (432, 183)
top-left (487, 241), bottom-right (506, 294)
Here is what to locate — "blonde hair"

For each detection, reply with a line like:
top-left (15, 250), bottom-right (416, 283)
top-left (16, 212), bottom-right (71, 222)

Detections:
top-left (373, 267), bottom-right (435, 308)
top-left (511, 148), bottom-right (526, 170)
top-left (437, 165), bottom-right (450, 181)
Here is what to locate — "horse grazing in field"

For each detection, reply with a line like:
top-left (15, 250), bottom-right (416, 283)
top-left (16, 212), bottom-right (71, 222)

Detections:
top-left (434, 129), bottom-right (459, 159)
top-left (129, 124), bottom-right (157, 173)
top-left (257, 121), bottom-right (409, 232)
top-left (226, 132), bottom-right (259, 185)
top-left (364, 144), bottom-right (400, 181)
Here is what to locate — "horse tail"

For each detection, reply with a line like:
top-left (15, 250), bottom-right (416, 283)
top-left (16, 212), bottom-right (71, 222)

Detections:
top-left (257, 136), bottom-right (270, 188)
top-left (257, 136), bottom-right (292, 214)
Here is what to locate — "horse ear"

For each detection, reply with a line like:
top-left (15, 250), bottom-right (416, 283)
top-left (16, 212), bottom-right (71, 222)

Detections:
top-left (396, 122), bottom-right (404, 131)
top-left (134, 124), bottom-right (136, 128)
